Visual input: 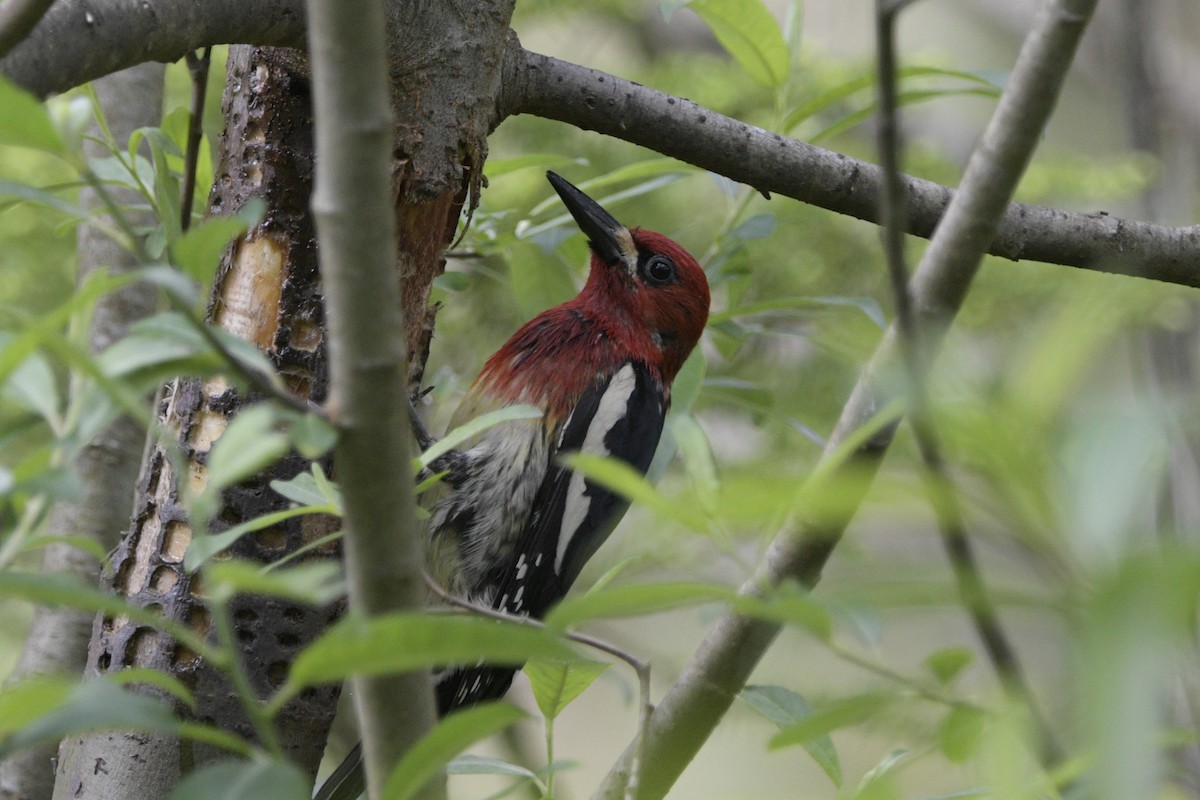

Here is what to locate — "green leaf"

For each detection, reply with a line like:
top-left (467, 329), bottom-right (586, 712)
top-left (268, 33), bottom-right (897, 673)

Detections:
top-left (446, 753), bottom-right (539, 780)
top-left (0, 677), bottom-right (75, 738)
top-left (0, 572), bottom-right (207, 655)
top-left (769, 693), bottom-right (893, 750)
top-left (136, 265), bottom-right (202, 307)
top-left (97, 313), bottom-right (210, 379)
top-left (0, 76), bottom-right (65, 153)
top-left (88, 153), bottom-right (154, 193)
top-left (485, 154), bottom-right (584, 180)
top-left (851, 748), bottom-right (911, 800)
top-left (172, 215), bottom-right (249, 282)
top-left (186, 504), bottom-right (338, 572)
top-left (689, 0), bottom-right (790, 86)
top-left (417, 405), bottom-right (543, 470)
top-left (740, 685), bottom-right (842, 787)
top-left (0, 680), bottom-right (181, 760)
top-left (733, 584), bottom-right (833, 641)
top-left (938, 706), bottom-right (984, 763)
top-left (669, 348), bottom-right (707, 417)
top-left (271, 465), bottom-right (342, 511)
top-left (3, 351), bottom-right (61, 427)
top-left (170, 759), bottom-right (310, 800)
top-left (289, 412), bottom-right (338, 459)
top-left (924, 647), bottom-right (974, 685)
top-left (547, 582), bottom-right (732, 629)
top-left (524, 657), bottom-right (609, 720)
top-left (0, 180), bottom-right (90, 221)
top-left (205, 561), bottom-right (344, 606)
top-left (107, 668), bottom-right (196, 709)
top-left (277, 614), bottom-right (575, 707)
top-left (528, 161), bottom-right (688, 218)
top-left (561, 453), bottom-right (711, 532)
top-left (670, 413), bottom-right (719, 514)
top-left (195, 404), bottom-right (291, 520)
top-left (383, 703), bottom-right (526, 800)
top-left (18, 534), bottom-right (110, 565)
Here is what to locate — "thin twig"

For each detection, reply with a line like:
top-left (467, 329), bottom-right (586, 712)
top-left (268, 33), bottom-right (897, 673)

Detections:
top-left (873, 0), bottom-right (1062, 767)
top-left (825, 640), bottom-right (983, 712)
top-left (421, 572), bottom-right (653, 798)
top-left (181, 47), bottom-right (212, 232)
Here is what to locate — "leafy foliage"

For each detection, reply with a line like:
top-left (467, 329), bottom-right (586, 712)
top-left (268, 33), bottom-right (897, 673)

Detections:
top-left (0, 2), bottom-right (1197, 799)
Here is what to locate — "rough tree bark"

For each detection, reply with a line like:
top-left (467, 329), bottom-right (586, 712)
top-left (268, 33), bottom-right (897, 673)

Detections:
top-left (0, 63), bottom-right (162, 800)
top-left (53, 47), bottom-right (341, 800)
top-left (54, 0), bottom-right (520, 793)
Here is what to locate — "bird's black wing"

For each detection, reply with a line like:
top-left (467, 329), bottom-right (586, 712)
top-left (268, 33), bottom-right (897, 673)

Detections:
top-left (436, 360), bottom-right (666, 711)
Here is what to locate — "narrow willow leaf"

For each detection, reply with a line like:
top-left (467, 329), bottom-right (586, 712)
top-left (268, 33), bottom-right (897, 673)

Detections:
top-left (769, 693), bottom-right (893, 749)
top-left (671, 413), bottom-right (719, 514)
top-left (383, 703), bottom-right (526, 800)
top-left (278, 614), bottom-right (574, 705)
top-left (107, 668), bottom-right (196, 709)
top-left (3, 350), bottom-right (60, 427)
top-left (446, 753), bottom-right (538, 779)
top-left (0, 680), bottom-right (181, 760)
top-left (18, 534), bottom-right (109, 565)
top-left (0, 76), bottom-right (65, 153)
top-left (524, 657), bottom-right (609, 720)
top-left (852, 748), bottom-right (911, 799)
top-left (271, 467), bottom-right (339, 509)
top-left (169, 759), bottom-right (310, 800)
top-left (561, 453), bottom-right (711, 532)
top-left (185, 504), bottom-right (338, 572)
top-left (546, 582), bottom-right (733, 630)
top-left (938, 706), bottom-right (985, 763)
top-left (484, 154), bottom-right (584, 179)
top-left (417, 405), bottom-right (543, 471)
top-left (690, 0), bottom-right (790, 86)
top-left (204, 561), bottom-right (344, 606)
top-left (924, 647), bottom-right (974, 685)
top-left (289, 412), bottom-right (338, 459)
top-left (734, 588), bottom-right (833, 641)
top-left (172, 215), bottom-right (252, 282)
top-left (740, 685), bottom-right (842, 787)
top-left (0, 677), bottom-right (75, 738)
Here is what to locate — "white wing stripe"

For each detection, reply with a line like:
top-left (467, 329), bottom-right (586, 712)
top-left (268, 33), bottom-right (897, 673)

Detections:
top-left (555, 364), bottom-right (638, 574)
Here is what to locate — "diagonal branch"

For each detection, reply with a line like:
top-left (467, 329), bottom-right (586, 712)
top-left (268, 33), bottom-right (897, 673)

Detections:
top-left (591, 0), bottom-right (1099, 796)
top-left (874, 0), bottom-right (1061, 768)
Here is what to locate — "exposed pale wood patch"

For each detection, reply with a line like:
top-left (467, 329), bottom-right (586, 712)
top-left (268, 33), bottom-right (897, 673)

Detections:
top-left (215, 234), bottom-right (286, 351)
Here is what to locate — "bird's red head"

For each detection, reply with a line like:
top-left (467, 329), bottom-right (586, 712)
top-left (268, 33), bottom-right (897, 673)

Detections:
top-left (547, 172), bottom-right (710, 385)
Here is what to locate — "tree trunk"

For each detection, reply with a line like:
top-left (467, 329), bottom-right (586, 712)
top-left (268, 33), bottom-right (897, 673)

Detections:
top-left (0, 62), bottom-right (162, 800)
top-left (53, 46), bottom-right (340, 799)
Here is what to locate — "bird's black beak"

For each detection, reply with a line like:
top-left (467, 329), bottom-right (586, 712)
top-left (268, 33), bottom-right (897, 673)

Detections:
top-left (547, 171), bottom-right (634, 267)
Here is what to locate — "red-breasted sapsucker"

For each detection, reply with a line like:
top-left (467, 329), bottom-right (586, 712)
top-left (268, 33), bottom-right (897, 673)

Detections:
top-left (426, 172), bottom-right (709, 710)
top-left (316, 173), bottom-right (708, 800)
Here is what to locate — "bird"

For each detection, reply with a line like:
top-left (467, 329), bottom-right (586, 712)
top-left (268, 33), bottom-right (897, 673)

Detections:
top-left (314, 171), bottom-right (710, 800)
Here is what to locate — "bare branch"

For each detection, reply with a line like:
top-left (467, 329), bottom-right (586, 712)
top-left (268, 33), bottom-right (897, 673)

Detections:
top-left (507, 46), bottom-right (1200, 289)
top-left (0, 0), bottom-right (55, 59)
top-left (180, 47), bottom-right (212, 232)
top-left (0, 0), bottom-right (304, 97)
top-left (592, 0), bottom-right (1100, 796)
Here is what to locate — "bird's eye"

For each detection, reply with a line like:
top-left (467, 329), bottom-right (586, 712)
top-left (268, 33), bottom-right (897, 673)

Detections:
top-left (642, 254), bottom-right (676, 286)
